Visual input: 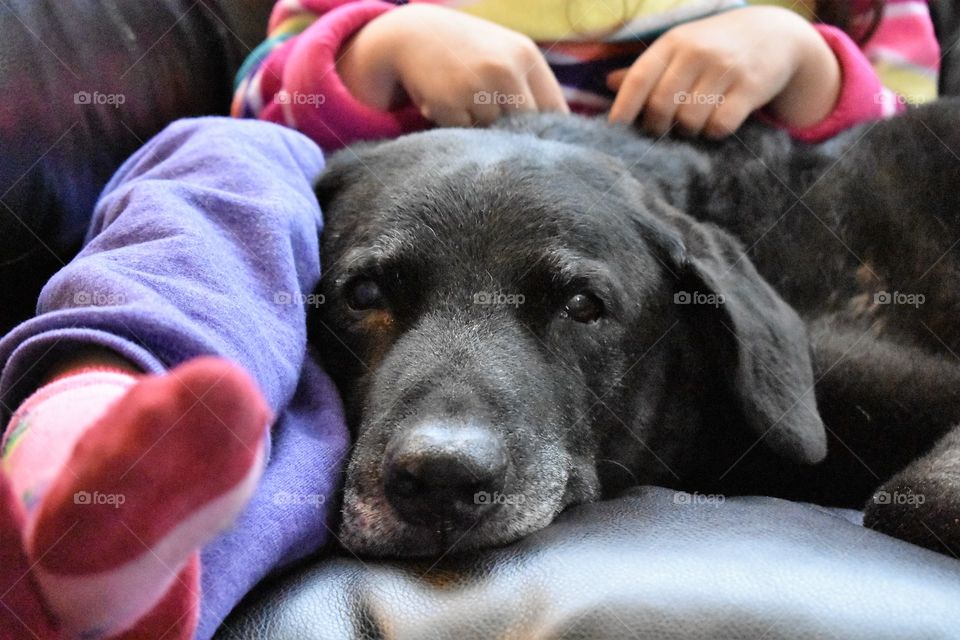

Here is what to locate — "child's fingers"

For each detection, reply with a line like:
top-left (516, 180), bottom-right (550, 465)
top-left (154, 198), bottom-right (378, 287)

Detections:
top-left (420, 102), bottom-right (474, 127)
top-left (527, 55), bottom-right (569, 113)
top-left (467, 77), bottom-right (534, 125)
top-left (673, 72), bottom-right (735, 137)
top-left (702, 88), bottom-right (753, 139)
top-left (509, 85), bottom-right (538, 115)
top-left (606, 68), bottom-right (628, 91)
top-left (608, 44), bottom-right (671, 124)
top-left (640, 57), bottom-right (701, 137)
top-left (499, 75), bottom-right (539, 116)
top-left (470, 102), bottom-right (502, 125)
top-left (514, 85), bottom-right (540, 111)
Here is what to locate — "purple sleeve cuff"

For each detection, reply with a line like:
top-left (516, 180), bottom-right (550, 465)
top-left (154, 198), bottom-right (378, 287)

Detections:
top-left (264, 1), bottom-right (429, 150)
top-left (761, 24), bottom-right (896, 143)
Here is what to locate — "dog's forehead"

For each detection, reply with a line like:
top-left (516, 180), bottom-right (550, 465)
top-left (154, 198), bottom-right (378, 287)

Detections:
top-left (324, 128), bottom-right (680, 288)
top-left (356, 133), bottom-right (641, 250)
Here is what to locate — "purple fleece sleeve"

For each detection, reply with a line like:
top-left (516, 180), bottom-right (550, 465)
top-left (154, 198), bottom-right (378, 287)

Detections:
top-left (0, 117), bottom-right (351, 638)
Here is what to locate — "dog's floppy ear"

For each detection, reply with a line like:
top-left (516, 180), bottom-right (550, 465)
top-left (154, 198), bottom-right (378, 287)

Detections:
top-left (642, 195), bottom-right (827, 465)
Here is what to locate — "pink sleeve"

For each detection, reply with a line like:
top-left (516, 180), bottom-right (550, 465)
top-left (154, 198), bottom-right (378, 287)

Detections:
top-left (761, 24), bottom-right (901, 143)
top-left (259, 1), bottom-right (429, 150)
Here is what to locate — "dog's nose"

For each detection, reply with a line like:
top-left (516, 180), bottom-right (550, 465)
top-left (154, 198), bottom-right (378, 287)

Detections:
top-left (384, 421), bottom-right (509, 528)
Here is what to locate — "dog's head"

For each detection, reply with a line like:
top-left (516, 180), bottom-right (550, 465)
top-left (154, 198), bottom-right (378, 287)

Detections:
top-left (313, 127), bottom-right (826, 557)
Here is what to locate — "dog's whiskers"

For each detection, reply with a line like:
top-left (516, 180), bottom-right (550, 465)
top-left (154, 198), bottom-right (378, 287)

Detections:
top-left (597, 458), bottom-right (639, 486)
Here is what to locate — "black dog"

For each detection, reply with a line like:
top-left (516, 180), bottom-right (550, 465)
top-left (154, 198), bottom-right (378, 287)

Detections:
top-left (312, 98), bottom-right (960, 558)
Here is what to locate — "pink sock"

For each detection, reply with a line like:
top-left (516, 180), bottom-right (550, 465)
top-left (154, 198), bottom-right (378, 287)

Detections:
top-left (2, 368), bottom-right (137, 515)
top-left (0, 468), bottom-right (57, 639)
top-left (1, 356), bottom-right (271, 638)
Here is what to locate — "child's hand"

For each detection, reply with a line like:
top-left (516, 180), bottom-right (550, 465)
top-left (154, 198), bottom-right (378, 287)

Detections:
top-left (606, 6), bottom-right (841, 138)
top-left (338, 4), bottom-right (568, 126)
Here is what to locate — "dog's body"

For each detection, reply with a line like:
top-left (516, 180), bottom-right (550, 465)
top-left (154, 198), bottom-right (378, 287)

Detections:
top-left (313, 99), bottom-right (960, 558)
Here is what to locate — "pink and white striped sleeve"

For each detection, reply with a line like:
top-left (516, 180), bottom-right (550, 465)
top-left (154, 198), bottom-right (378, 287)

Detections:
top-left (240, 0), bottom-right (429, 150)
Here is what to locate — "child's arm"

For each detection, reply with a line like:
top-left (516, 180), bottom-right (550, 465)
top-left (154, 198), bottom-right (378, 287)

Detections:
top-left (236, 0), bottom-right (937, 148)
top-left (337, 4), bottom-right (567, 127)
top-left (232, 0), bottom-right (416, 149)
top-left (606, 6), bottom-right (852, 140)
top-left (233, 1), bottom-right (566, 149)
top-left (605, 4), bottom-right (936, 143)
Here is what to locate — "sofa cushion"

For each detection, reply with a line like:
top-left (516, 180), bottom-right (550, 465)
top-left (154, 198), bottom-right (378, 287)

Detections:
top-left (217, 486), bottom-right (960, 639)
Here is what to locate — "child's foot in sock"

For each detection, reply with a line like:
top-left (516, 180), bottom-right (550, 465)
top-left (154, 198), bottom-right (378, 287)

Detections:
top-left (0, 468), bottom-right (58, 639)
top-left (2, 369), bottom-right (136, 513)
top-left (112, 554), bottom-right (200, 640)
top-left (23, 357), bottom-right (270, 638)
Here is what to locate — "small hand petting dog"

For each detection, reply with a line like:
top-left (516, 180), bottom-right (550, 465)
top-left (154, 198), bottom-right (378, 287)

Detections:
top-left (235, 0), bottom-right (926, 150)
top-left (337, 4), bottom-right (841, 137)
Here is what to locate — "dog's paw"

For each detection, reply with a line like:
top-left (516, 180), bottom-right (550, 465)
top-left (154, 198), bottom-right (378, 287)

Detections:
top-left (864, 472), bottom-right (960, 558)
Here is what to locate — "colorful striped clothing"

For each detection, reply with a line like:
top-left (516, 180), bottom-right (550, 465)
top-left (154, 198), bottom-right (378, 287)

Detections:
top-left (232, 0), bottom-right (940, 150)
top-left (854, 0), bottom-right (940, 107)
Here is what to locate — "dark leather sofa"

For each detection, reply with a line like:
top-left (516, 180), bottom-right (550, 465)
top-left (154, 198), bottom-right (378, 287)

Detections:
top-left (218, 488), bottom-right (960, 639)
top-left (1, 2), bottom-right (959, 638)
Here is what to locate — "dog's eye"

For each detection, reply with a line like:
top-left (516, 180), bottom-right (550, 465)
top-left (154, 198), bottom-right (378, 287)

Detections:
top-left (346, 279), bottom-right (385, 311)
top-left (563, 293), bottom-right (603, 323)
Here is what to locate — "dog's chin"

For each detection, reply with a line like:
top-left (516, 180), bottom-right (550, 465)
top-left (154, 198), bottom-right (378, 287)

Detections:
top-left (338, 501), bottom-right (562, 558)
top-left (337, 483), bottom-right (573, 559)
